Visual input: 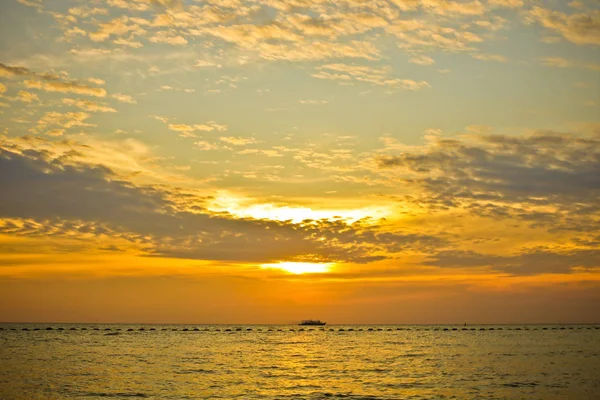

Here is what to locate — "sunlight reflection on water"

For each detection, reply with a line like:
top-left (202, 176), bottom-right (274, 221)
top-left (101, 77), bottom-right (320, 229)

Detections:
top-left (0, 324), bottom-right (599, 399)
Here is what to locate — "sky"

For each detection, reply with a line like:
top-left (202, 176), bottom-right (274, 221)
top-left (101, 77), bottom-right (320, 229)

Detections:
top-left (0, 0), bottom-right (599, 324)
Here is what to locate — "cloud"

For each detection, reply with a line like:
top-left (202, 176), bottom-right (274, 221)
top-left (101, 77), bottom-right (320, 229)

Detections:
top-left (409, 54), bottom-right (435, 65)
top-left (541, 57), bottom-right (573, 68)
top-left (472, 53), bottom-right (508, 62)
top-left (194, 60), bottom-right (220, 68)
top-left (19, 0), bottom-right (525, 71)
top-left (386, 21), bottom-right (483, 53)
top-left (89, 16), bottom-right (148, 42)
top-left (111, 93), bottom-right (137, 103)
top-left (149, 0), bottom-right (183, 9)
top-left (420, 0), bottom-right (485, 16)
top-left (0, 144), bottom-right (444, 264)
top-left (219, 136), bottom-right (259, 146)
top-left (62, 98), bottom-right (117, 113)
top-left (33, 111), bottom-right (94, 135)
top-left (167, 121), bottom-right (227, 137)
top-left (375, 129), bottom-right (600, 232)
top-left (312, 63), bottom-right (430, 90)
top-left (377, 131), bottom-right (600, 202)
top-left (87, 78), bottom-right (106, 85)
top-left (424, 248), bottom-right (600, 275)
top-left (526, 6), bottom-right (600, 46)
top-left (113, 38), bottom-right (144, 48)
top-left (0, 63), bottom-right (34, 78)
top-left (540, 57), bottom-right (600, 72)
top-left (16, 91), bottom-right (40, 103)
top-left (16, 0), bottom-right (43, 9)
top-left (299, 99), bottom-right (329, 105)
top-left (149, 31), bottom-right (188, 45)
top-left (25, 80), bottom-right (107, 97)
top-left (488, 0), bottom-right (523, 8)
top-left (0, 63), bottom-right (108, 98)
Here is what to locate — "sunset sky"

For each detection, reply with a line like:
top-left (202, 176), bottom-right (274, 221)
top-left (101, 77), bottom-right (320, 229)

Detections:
top-left (0, 0), bottom-right (599, 324)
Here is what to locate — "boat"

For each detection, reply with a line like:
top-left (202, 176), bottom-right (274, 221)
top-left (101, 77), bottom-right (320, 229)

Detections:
top-left (299, 319), bottom-right (326, 326)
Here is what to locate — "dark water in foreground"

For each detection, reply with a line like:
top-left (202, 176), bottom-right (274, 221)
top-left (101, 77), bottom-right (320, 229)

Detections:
top-left (1, 324), bottom-right (599, 399)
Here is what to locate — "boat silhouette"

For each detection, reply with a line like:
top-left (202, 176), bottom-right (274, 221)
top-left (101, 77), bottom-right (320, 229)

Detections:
top-left (299, 319), bottom-right (326, 326)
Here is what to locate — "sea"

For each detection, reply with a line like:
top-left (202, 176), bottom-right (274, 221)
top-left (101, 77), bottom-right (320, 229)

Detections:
top-left (0, 324), bottom-right (598, 399)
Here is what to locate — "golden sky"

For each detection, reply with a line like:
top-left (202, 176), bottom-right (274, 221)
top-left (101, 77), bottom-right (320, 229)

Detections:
top-left (0, 0), bottom-right (599, 324)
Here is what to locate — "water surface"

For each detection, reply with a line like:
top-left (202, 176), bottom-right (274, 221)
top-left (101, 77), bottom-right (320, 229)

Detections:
top-left (1, 324), bottom-right (598, 399)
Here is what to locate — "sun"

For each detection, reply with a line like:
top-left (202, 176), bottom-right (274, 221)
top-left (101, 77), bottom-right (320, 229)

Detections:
top-left (261, 261), bottom-right (334, 274)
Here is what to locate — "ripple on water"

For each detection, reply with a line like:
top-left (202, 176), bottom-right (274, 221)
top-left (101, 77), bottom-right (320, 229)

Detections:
top-left (79, 392), bottom-right (149, 398)
top-left (1, 325), bottom-right (598, 399)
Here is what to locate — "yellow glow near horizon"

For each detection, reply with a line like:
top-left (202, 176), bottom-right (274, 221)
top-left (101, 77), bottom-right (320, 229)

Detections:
top-left (261, 262), bottom-right (334, 274)
top-left (207, 193), bottom-right (391, 223)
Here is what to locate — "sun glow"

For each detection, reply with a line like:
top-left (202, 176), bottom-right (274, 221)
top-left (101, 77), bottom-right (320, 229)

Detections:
top-left (207, 193), bottom-right (391, 223)
top-left (261, 262), bottom-right (334, 274)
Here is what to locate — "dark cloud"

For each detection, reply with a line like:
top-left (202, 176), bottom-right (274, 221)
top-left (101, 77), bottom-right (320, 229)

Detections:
top-left (0, 63), bottom-right (106, 97)
top-left (0, 147), bottom-right (443, 264)
top-left (424, 248), bottom-right (600, 275)
top-left (377, 131), bottom-right (600, 231)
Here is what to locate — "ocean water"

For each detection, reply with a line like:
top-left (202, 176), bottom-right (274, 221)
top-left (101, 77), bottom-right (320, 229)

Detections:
top-left (0, 324), bottom-right (598, 399)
